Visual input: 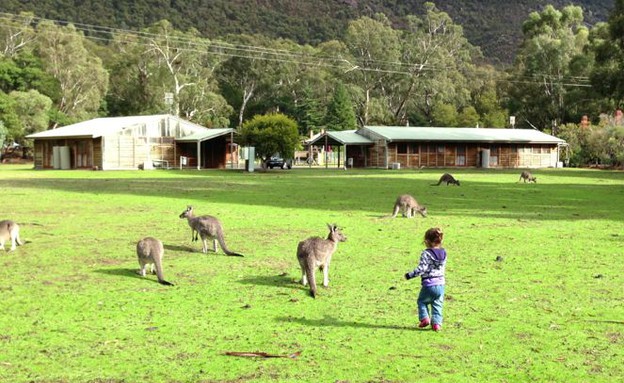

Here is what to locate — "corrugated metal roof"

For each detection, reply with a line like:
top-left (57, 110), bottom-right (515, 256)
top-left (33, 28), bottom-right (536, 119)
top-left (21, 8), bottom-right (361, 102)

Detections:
top-left (176, 128), bottom-right (236, 142)
top-left (307, 130), bottom-right (374, 145)
top-left (360, 126), bottom-right (566, 144)
top-left (26, 115), bottom-right (209, 139)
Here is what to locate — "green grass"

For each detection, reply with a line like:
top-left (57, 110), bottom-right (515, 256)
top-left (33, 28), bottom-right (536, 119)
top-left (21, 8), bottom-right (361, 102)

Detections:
top-left (0, 164), bottom-right (623, 383)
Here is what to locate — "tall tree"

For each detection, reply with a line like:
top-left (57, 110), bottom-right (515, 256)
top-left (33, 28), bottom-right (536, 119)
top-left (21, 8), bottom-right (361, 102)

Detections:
top-left (35, 20), bottom-right (108, 124)
top-left (393, 3), bottom-right (477, 125)
top-left (217, 34), bottom-right (289, 128)
top-left (0, 12), bottom-right (36, 58)
top-left (508, 5), bottom-right (590, 132)
top-left (590, 0), bottom-right (624, 110)
top-left (324, 82), bottom-right (357, 130)
top-left (343, 14), bottom-right (401, 126)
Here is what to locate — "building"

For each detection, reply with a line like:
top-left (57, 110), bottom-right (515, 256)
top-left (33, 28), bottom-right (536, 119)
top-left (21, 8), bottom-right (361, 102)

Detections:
top-left (309, 126), bottom-right (567, 169)
top-left (26, 115), bottom-right (237, 170)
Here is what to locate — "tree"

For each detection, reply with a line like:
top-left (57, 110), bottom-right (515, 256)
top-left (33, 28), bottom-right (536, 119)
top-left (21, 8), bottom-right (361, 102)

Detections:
top-left (9, 89), bottom-right (52, 140)
top-left (35, 21), bottom-right (108, 123)
top-left (238, 113), bottom-right (300, 167)
top-left (432, 102), bottom-right (458, 126)
top-left (216, 34), bottom-right (287, 128)
top-left (393, 4), bottom-right (477, 125)
top-left (343, 14), bottom-right (401, 125)
top-left (590, 1), bottom-right (624, 109)
top-left (508, 5), bottom-right (590, 131)
top-left (324, 83), bottom-right (357, 130)
top-left (0, 91), bottom-right (22, 142)
top-left (0, 12), bottom-right (36, 58)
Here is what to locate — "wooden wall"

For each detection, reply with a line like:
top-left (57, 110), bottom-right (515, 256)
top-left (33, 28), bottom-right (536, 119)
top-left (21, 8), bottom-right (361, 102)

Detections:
top-left (370, 142), bottom-right (559, 169)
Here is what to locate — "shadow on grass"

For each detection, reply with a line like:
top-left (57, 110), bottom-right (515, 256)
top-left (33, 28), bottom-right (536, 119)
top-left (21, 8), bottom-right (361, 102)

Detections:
top-left (163, 244), bottom-right (197, 253)
top-left (94, 268), bottom-right (162, 284)
top-left (275, 315), bottom-right (415, 331)
top-left (238, 274), bottom-right (299, 289)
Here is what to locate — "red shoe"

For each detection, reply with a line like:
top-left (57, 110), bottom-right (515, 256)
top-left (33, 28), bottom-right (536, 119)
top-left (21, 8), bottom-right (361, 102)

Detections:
top-left (418, 318), bottom-right (430, 328)
top-left (432, 324), bottom-right (441, 332)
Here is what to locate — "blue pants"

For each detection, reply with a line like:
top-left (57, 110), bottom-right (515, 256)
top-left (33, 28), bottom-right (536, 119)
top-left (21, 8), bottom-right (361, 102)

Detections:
top-left (417, 285), bottom-right (445, 325)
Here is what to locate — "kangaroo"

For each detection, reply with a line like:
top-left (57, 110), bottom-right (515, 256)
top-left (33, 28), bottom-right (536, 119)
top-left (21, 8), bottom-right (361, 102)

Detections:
top-left (136, 237), bottom-right (174, 286)
top-left (519, 171), bottom-right (537, 183)
top-left (432, 173), bottom-right (460, 186)
top-left (179, 206), bottom-right (244, 257)
top-left (390, 194), bottom-right (427, 218)
top-left (0, 220), bottom-right (24, 251)
top-left (297, 224), bottom-right (347, 298)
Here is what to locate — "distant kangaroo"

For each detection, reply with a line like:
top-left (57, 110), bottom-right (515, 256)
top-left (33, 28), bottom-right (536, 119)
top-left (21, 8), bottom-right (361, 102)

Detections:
top-left (179, 206), bottom-right (244, 257)
top-left (297, 224), bottom-right (347, 298)
top-left (390, 194), bottom-right (427, 218)
top-left (136, 237), bottom-right (174, 286)
top-left (432, 173), bottom-right (460, 186)
top-left (519, 171), bottom-right (537, 183)
top-left (0, 220), bottom-right (24, 251)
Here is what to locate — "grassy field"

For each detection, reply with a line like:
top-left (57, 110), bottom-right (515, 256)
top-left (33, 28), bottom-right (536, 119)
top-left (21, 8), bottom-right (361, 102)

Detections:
top-left (0, 164), bottom-right (622, 383)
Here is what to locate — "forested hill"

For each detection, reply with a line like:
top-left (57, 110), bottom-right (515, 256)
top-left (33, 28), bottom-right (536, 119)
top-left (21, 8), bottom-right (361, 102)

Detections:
top-left (0, 0), bottom-right (615, 64)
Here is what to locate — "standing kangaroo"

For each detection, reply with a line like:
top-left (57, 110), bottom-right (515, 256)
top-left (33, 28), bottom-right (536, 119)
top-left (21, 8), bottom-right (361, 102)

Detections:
top-left (432, 173), bottom-right (460, 186)
top-left (136, 237), bottom-right (174, 286)
top-left (179, 206), bottom-right (244, 257)
top-left (519, 171), bottom-right (537, 183)
top-left (390, 194), bottom-right (427, 218)
top-left (297, 224), bottom-right (347, 298)
top-left (0, 220), bottom-right (24, 251)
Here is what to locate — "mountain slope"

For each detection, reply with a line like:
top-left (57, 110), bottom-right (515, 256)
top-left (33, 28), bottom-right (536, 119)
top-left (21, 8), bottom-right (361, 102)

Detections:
top-left (0, 0), bottom-right (615, 64)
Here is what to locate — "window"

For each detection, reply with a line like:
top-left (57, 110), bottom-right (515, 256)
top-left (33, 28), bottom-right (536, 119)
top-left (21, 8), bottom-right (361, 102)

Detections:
top-left (410, 144), bottom-right (419, 154)
top-left (456, 145), bottom-right (466, 166)
top-left (437, 145), bottom-right (445, 153)
top-left (397, 143), bottom-right (408, 154)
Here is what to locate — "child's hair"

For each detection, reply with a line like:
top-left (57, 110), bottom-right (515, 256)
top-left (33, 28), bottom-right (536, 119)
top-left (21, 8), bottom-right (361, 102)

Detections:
top-left (424, 227), bottom-right (444, 247)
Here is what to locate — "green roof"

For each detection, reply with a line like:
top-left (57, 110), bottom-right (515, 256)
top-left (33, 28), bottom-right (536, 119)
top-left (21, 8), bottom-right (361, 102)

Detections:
top-left (360, 126), bottom-right (566, 144)
top-left (175, 128), bottom-right (236, 142)
top-left (307, 130), bottom-right (374, 146)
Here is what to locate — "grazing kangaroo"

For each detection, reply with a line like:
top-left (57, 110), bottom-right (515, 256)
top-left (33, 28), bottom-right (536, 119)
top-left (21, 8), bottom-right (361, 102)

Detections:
top-left (136, 237), bottom-right (174, 286)
top-left (0, 220), bottom-right (24, 251)
top-left (519, 171), bottom-right (537, 183)
top-left (297, 224), bottom-right (347, 298)
top-left (432, 173), bottom-right (460, 186)
top-left (390, 194), bottom-right (427, 218)
top-left (179, 206), bottom-right (244, 257)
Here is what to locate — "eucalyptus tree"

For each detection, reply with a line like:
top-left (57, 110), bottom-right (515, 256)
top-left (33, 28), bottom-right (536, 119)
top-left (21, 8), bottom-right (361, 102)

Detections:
top-left (343, 14), bottom-right (401, 126)
top-left (0, 12), bottom-right (36, 58)
top-left (508, 5), bottom-right (590, 132)
top-left (590, 0), bottom-right (624, 110)
top-left (216, 34), bottom-right (277, 128)
top-left (35, 20), bottom-right (108, 123)
top-left (394, 3), bottom-right (476, 126)
top-left (141, 20), bottom-right (230, 124)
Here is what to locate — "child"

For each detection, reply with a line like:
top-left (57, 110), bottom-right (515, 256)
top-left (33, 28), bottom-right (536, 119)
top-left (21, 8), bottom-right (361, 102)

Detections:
top-left (404, 227), bottom-right (447, 331)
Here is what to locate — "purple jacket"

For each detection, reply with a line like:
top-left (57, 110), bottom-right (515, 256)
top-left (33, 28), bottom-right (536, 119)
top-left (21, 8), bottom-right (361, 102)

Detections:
top-left (405, 248), bottom-right (447, 287)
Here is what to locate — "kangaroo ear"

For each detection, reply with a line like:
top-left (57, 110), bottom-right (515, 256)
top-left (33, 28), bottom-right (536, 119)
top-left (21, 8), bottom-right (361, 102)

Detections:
top-left (327, 223), bottom-right (333, 231)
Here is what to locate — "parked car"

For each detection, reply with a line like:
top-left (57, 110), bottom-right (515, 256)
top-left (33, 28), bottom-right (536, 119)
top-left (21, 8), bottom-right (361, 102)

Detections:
top-left (266, 156), bottom-right (291, 169)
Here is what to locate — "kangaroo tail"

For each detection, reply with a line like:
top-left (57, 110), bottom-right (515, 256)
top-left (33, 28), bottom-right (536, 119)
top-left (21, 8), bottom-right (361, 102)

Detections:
top-left (152, 243), bottom-right (174, 286)
top-left (217, 226), bottom-right (244, 257)
top-left (306, 261), bottom-right (317, 298)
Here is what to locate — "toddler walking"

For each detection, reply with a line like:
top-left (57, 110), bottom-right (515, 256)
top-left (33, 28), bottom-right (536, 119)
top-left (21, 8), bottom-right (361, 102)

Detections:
top-left (404, 227), bottom-right (447, 331)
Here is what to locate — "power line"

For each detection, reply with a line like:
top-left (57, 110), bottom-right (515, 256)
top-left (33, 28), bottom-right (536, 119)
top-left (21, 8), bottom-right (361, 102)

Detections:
top-left (0, 12), bottom-right (596, 86)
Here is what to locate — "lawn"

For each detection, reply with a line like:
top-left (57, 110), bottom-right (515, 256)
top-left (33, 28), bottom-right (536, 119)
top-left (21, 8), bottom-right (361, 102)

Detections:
top-left (0, 164), bottom-right (622, 383)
